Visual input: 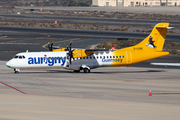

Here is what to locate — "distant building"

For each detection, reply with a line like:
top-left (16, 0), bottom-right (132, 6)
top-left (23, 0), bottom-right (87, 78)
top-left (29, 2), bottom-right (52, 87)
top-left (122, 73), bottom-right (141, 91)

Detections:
top-left (92, 0), bottom-right (180, 7)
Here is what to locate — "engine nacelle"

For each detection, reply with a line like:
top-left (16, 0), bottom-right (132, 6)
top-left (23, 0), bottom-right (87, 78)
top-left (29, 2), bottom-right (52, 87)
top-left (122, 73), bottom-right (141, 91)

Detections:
top-left (73, 49), bottom-right (93, 58)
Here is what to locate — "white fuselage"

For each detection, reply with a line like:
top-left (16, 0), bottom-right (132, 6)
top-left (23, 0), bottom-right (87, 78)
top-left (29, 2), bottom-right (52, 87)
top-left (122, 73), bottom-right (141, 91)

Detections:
top-left (6, 51), bottom-right (124, 71)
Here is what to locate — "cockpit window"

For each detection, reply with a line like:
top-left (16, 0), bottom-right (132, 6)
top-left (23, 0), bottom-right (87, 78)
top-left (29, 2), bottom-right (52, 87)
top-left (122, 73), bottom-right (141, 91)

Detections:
top-left (14, 55), bottom-right (25, 59)
top-left (14, 56), bottom-right (18, 58)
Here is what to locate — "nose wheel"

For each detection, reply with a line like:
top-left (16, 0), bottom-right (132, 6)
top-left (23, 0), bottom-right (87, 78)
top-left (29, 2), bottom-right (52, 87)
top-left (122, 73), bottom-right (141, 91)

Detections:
top-left (14, 68), bottom-right (20, 73)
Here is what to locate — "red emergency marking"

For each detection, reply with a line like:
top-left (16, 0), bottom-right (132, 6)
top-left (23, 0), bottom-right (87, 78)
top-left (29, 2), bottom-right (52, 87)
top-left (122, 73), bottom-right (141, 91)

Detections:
top-left (55, 21), bottom-right (57, 24)
top-left (0, 81), bottom-right (26, 94)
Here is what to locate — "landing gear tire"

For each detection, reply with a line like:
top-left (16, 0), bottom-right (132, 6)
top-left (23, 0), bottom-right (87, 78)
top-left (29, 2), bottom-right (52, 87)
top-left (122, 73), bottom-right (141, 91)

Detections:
top-left (14, 68), bottom-right (20, 74)
top-left (74, 70), bottom-right (80, 73)
top-left (15, 71), bottom-right (19, 73)
top-left (83, 68), bottom-right (90, 73)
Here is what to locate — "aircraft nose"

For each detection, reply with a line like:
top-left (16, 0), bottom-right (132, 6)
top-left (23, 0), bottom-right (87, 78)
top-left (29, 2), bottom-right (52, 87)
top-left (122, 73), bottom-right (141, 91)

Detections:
top-left (6, 60), bottom-right (13, 68)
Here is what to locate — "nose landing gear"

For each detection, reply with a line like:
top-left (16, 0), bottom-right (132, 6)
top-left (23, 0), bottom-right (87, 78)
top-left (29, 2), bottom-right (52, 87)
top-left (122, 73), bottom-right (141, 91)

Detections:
top-left (14, 68), bottom-right (20, 73)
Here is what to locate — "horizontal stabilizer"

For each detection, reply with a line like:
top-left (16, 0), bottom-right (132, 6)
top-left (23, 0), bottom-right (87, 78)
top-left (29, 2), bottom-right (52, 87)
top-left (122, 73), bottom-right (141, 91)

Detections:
top-left (156, 27), bottom-right (174, 29)
top-left (151, 63), bottom-right (180, 66)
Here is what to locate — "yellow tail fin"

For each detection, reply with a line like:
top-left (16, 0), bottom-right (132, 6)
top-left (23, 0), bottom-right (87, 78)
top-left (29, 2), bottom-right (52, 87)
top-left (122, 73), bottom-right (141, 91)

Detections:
top-left (122, 23), bottom-right (169, 51)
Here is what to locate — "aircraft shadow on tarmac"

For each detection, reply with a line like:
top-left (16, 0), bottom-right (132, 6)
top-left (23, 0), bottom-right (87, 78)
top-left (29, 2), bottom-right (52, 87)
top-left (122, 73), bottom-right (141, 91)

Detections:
top-left (84, 70), bottom-right (165, 74)
top-left (153, 93), bottom-right (180, 95)
top-left (9, 69), bottom-right (165, 74)
top-left (45, 69), bottom-right (165, 74)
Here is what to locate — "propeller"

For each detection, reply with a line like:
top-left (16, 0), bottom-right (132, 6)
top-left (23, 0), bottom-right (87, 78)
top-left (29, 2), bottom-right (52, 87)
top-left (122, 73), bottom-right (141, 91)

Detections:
top-left (66, 45), bottom-right (69, 51)
top-left (67, 41), bottom-right (74, 65)
top-left (48, 41), bottom-right (54, 51)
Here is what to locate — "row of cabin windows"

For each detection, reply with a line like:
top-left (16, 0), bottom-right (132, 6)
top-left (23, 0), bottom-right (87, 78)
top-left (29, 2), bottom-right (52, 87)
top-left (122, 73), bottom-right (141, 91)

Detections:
top-left (13, 55), bottom-right (124, 60)
top-left (78, 55), bottom-right (124, 60)
top-left (44, 57), bottom-right (66, 60)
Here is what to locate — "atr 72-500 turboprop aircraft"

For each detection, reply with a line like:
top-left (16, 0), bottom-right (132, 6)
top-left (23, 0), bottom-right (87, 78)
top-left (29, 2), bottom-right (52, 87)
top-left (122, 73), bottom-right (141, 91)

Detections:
top-left (6, 23), bottom-right (171, 73)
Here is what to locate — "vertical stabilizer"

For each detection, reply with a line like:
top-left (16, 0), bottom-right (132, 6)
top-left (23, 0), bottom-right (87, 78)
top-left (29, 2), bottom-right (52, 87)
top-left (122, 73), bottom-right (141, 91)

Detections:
top-left (122, 23), bottom-right (170, 51)
top-left (135, 23), bottom-right (169, 51)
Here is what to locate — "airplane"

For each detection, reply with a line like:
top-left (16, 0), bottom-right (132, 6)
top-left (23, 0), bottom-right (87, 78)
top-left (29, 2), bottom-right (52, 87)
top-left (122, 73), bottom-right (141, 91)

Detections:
top-left (6, 23), bottom-right (171, 73)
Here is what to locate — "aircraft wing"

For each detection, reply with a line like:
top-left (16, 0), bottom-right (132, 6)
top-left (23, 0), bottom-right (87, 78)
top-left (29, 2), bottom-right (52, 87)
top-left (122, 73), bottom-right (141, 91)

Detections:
top-left (72, 48), bottom-right (114, 58)
top-left (51, 46), bottom-right (64, 49)
top-left (52, 46), bottom-right (80, 50)
top-left (52, 47), bottom-right (111, 51)
top-left (85, 49), bottom-right (110, 52)
top-left (150, 63), bottom-right (180, 66)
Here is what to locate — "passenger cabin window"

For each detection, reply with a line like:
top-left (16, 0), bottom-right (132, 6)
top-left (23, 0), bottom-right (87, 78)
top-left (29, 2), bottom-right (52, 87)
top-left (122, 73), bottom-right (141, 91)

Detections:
top-left (100, 56), bottom-right (102, 59)
top-left (23, 56), bottom-right (25, 58)
top-left (116, 56), bottom-right (118, 58)
top-left (19, 56), bottom-right (22, 59)
top-left (97, 56), bottom-right (98, 59)
top-left (110, 56), bottom-right (112, 58)
top-left (107, 56), bottom-right (109, 58)
top-left (119, 56), bottom-right (121, 58)
top-left (113, 56), bottom-right (115, 58)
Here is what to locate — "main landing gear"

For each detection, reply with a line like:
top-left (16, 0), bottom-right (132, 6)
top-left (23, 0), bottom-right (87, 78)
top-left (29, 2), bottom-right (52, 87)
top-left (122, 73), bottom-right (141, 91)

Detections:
top-left (83, 68), bottom-right (90, 73)
top-left (14, 68), bottom-right (20, 73)
top-left (73, 68), bottom-right (90, 73)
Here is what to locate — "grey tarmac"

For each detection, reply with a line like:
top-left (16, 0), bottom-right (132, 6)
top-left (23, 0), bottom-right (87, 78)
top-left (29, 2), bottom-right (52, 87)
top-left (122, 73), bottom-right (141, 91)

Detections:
top-left (0, 61), bottom-right (180, 120)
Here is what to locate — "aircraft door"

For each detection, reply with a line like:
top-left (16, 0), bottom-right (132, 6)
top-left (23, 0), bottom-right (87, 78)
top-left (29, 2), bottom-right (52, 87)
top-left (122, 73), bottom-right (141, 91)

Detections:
top-left (126, 51), bottom-right (132, 64)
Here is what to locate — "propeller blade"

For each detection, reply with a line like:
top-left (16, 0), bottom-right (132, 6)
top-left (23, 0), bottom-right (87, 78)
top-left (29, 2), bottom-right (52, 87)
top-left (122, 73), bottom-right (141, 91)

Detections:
top-left (50, 41), bottom-right (54, 51)
top-left (48, 42), bottom-right (51, 51)
top-left (68, 41), bottom-right (73, 65)
top-left (66, 45), bottom-right (69, 51)
top-left (47, 41), bottom-right (54, 51)
top-left (70, 55), bottom-right (72, 65)
top-left (69, 41), bottom-right (72, 47)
